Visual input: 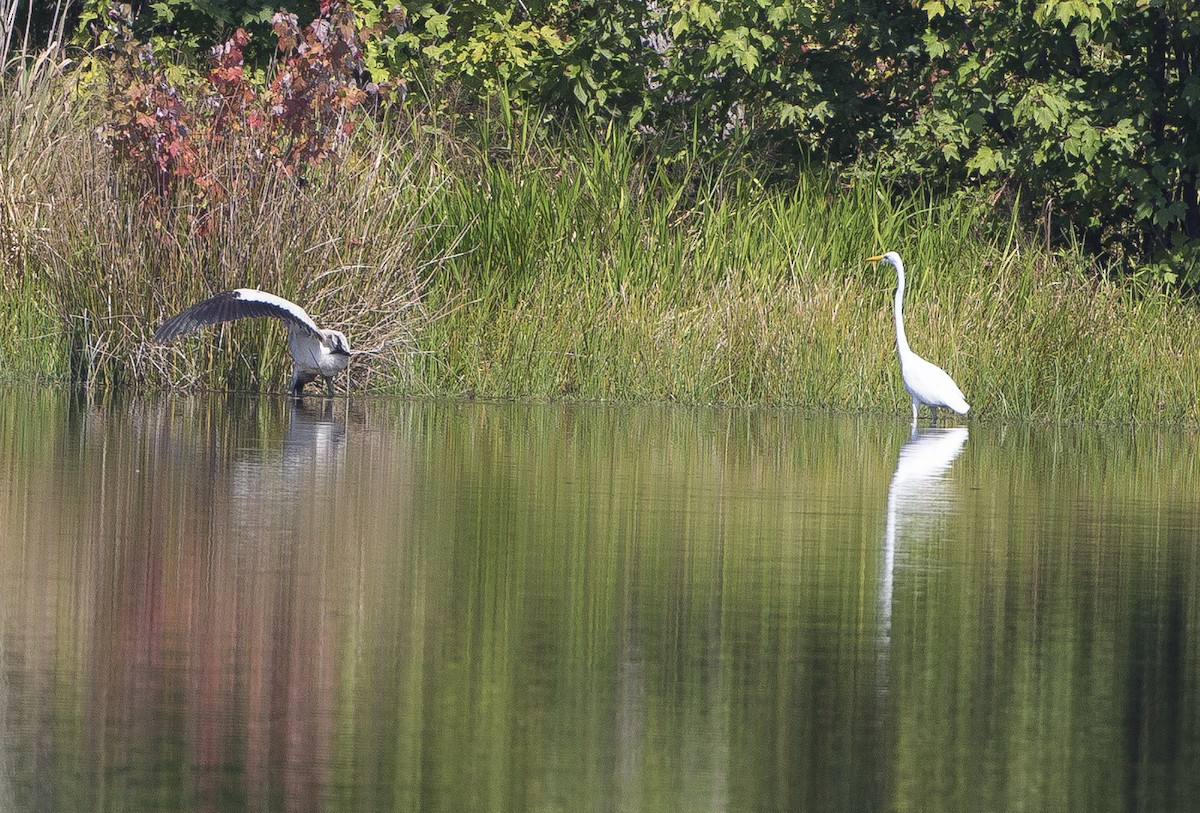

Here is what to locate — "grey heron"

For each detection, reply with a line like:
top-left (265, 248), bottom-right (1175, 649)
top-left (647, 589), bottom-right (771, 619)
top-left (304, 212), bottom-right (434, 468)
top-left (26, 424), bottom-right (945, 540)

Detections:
top-left (865, 252), bottom-right (970, 425)
top-left (154, 288), bottom-right (352, 397)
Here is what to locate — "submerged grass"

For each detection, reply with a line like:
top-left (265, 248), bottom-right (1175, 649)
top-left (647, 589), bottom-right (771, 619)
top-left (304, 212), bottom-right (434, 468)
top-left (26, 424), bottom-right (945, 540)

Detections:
top-left (3, 55), bottom-right (1200, 424)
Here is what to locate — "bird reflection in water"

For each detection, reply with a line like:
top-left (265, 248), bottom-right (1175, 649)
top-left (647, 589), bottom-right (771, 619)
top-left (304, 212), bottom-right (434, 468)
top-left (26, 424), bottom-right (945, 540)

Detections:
top-left (879, 426), bottom-right (969, 646)
top-left (284, 397), bottom-right (347, 475)
top-left (870, 426), bottom-right (968, 808)
top-left (224, 397), bottom-right (354, 810)
top-left (229, 398), bottom-right (349, 531)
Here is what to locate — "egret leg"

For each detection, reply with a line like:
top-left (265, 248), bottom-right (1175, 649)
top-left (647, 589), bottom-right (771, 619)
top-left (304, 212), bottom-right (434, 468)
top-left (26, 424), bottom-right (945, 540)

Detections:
top-left (911, 398), bottom-right (920, 425)
top-left (930, 405), bottom-right (940, 426)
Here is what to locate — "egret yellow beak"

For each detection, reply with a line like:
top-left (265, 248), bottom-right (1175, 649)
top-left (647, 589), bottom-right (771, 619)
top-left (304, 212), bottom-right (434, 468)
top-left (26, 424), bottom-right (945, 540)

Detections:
top-left (865, 254), bottom-right (885, 262)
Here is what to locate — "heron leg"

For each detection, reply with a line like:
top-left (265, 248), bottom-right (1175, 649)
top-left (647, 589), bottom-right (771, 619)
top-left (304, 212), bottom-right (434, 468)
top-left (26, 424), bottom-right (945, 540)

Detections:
top-left (325, 376), bottom-right (335, 398)
top-left (290, 369), bottom-right (317, 398)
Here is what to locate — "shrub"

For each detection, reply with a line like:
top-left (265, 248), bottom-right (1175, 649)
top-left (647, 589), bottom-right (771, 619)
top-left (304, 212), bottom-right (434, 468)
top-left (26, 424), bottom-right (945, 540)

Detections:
top-left (889, 0), bottom-right (1200, 284)
top-left (60, 0), bottom-right (1200, 281)
top-left (98, 0), bottom-right (403, 232)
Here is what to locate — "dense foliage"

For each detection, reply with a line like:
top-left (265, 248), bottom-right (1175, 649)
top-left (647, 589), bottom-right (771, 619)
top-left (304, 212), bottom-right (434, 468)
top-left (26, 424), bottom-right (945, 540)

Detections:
top-left (8, 4), bottom-right (1200, 418)
top-left (908, 0), bottom-right (1200, 283)
top-left (395, 0), bottom-right (1198, 280)
top-left (92, 1), bottom-right (401, 234)
top-left (31, 0), bottom-right (1200, 282)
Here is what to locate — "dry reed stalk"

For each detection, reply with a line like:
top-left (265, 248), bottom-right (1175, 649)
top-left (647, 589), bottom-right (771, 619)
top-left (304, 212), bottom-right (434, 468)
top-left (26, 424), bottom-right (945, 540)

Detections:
top-left (7, 64), bottom-right (448, 391)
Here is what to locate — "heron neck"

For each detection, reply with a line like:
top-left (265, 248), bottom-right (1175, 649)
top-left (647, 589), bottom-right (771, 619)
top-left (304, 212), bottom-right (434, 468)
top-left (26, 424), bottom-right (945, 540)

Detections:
top-left (893, 265), bottom-right (911, 357)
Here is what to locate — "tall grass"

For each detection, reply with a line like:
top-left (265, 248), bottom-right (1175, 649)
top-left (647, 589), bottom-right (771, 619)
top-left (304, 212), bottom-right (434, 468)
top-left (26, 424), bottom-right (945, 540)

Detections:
top-left (4, 56), bottom-right (1200, 423)
top-left (44, 128), bottom-right (440, 392)
top-left (0, 18), bottom-right (75, 382)
top-left (3, 58), bottom-right (443, 391)
top-left (414, 124), bottom-right (1200, 424)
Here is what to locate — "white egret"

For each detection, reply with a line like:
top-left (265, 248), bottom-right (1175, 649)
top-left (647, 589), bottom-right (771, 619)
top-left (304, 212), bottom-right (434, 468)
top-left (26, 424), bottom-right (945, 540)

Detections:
top-left (865, 252), bottom-right (969, 424)
top-left (154, 288), bottom-right (352, 397)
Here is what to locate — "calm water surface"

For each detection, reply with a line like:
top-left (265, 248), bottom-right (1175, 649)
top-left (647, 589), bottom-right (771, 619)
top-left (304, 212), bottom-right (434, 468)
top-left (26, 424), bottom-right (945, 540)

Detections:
top-left (0, 390), bottom-right (1198, 812)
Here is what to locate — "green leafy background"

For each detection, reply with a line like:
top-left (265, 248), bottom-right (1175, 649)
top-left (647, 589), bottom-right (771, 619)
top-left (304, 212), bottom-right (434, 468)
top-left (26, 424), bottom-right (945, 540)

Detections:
top-left (51, 0), bottom-right (1200, 283)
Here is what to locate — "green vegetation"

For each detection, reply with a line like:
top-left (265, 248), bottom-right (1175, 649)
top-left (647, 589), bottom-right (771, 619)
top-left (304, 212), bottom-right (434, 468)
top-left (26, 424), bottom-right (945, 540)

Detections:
top-left (419, 144), bottom-right (1200, 423)
top-left (59, 0), bottom-right (1200, 281)
top-left (2, 1), bottom-right (1200, 423)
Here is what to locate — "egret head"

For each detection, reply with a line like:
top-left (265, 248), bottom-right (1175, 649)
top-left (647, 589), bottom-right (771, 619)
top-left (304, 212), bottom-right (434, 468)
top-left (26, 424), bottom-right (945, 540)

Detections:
top-left (865, 251), bottom-right (903, 270)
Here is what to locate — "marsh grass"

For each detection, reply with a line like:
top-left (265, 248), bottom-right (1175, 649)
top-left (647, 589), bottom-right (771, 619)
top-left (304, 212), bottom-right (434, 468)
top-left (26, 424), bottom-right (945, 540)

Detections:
top-left (0, 39), bottom-right (76, 382)
top-left (5, 54), bottom-right (443, 393)
top-left (4, 59), bottom-right (1200, 423)
top-left (415, 130), bottom-right (1200, 424)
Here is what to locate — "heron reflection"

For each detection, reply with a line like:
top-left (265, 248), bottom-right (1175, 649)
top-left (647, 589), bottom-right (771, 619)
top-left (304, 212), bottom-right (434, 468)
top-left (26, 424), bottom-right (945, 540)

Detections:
top-left (284, 398), bottom-right (347, 473)
top-left (880, 426), bottom-right (969, 643)
top-left (228, 399), bottom-right (350, 543)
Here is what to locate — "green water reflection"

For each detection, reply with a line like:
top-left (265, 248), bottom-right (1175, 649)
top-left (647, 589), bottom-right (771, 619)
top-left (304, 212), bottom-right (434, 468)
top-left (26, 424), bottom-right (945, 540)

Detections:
top-left (0, 390), bottom-right (1197, 812)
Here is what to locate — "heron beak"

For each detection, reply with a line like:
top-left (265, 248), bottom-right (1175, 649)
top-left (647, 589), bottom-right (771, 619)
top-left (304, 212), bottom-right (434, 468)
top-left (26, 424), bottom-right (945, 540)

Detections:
top-left (865, 254), bottom-right (885, 262)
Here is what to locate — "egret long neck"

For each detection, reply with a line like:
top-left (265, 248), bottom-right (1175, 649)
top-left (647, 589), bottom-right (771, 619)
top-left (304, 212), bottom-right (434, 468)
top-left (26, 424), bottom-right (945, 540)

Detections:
top-left (892, 263), bottom-right (911, 357)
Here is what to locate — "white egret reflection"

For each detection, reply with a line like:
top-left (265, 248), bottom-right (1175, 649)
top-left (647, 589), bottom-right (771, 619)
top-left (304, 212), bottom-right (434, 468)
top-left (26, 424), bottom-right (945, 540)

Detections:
top-left (880, 426), bottom-right (969, 643)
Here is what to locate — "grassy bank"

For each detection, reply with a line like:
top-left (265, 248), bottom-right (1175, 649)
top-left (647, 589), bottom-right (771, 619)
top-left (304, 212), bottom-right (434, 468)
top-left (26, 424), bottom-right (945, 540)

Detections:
top-left (4, 54), bottom-right (1200, 424)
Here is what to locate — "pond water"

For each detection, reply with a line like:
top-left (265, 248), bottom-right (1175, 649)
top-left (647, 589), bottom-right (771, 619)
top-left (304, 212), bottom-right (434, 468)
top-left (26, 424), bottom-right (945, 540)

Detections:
top-left (0, 389), bottom-right (1198, 812)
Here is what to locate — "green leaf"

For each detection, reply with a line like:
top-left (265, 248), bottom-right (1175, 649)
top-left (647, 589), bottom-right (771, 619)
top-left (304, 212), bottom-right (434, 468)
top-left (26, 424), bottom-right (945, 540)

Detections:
top-left (1154, 202), bottom-right (1187, 228)
top-left (966, 145), bottom-right (1000, 174)
top-left (149, 2), bottom-right (176, 22)
top-left (922, 32), bottom-right (950, 59)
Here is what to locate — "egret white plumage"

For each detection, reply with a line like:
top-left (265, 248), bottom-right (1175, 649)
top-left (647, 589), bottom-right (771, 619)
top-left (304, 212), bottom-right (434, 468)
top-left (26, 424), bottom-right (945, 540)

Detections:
top-left (865, 252), bottom-right (969, 425)
top-left (154, 288), bottom-right (352, 397)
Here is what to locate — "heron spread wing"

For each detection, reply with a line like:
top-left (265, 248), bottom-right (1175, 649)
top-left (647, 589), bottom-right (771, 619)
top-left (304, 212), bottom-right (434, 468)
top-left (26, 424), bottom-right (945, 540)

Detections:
top-left (154, 288), bottom-right (323, 343)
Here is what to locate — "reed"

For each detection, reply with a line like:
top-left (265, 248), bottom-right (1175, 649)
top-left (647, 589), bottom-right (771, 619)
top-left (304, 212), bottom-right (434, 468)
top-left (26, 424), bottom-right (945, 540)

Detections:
top-left (415, 129), bottom-right (1200, 424)
top-left (4, 59), bottom-right (1200, 424)
top-left (0, 33), bottom-right (76, 382)
top-left (4, 58), bottom-right (443, 391)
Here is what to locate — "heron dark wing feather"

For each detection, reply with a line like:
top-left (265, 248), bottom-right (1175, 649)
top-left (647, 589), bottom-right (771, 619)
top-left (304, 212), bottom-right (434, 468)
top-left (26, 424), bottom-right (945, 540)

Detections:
top-left (154, 290), bottom-right (322, 342)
